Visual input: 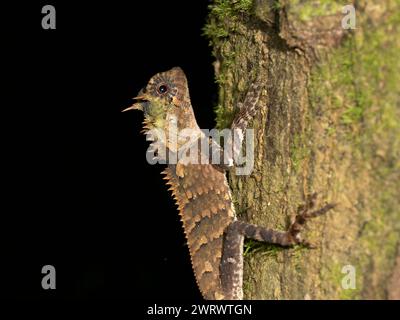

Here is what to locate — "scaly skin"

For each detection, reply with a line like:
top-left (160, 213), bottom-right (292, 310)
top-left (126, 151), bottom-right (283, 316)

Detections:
top-left (124, 67), bottom-right (234, 298)
top-left (123, 67), bottom-right (335, 300)
top-left (162, 163), bottom-right (235, 299)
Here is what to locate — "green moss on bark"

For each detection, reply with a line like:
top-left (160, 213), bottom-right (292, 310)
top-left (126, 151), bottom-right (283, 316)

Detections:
top-left (300, 2), bottom-right (400, 299)
top-left (288, 0), bottom-right (344, 22)
top-left (206, 0), bottom-right (400, 299)
top-left (203, 0), bottom-right (254, 47)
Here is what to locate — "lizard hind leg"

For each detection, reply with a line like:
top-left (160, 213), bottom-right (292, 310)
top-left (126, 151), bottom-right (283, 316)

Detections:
top-left (220, 222), bottom-right (245, 300)
top-left (231, 194), bottom-right (336, 248)
top-left (288, 193), bottom-right (336, 247)
top-left (219, 219), bottom-right (295, 300)
top-left (219, 194), bottom-right (335, 299)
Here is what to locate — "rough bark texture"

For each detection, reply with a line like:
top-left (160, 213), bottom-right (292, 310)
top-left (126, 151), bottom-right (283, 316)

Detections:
top-left (204, 0), bottom-right (400, 299)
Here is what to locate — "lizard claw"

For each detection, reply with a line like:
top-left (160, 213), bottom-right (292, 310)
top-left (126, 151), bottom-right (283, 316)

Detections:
top-left (289, 193), bottom-right (336, 247)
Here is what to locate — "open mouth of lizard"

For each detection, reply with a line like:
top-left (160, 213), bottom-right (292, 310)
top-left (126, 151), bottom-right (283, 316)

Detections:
top-left (122, 95), bottom-right (149, 113)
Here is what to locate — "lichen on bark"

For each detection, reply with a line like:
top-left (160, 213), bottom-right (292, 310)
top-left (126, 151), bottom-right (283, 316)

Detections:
top-left (204, 0), bottom-right (400, 299)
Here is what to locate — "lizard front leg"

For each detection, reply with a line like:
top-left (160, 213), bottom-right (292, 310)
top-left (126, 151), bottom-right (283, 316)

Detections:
top-left (210, 79), bottom-right (263, 171)
top-left (220, 193), bottom-right (336, 300)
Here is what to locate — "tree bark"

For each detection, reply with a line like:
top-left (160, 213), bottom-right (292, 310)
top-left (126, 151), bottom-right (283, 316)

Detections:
top-left (205, 0), bottom-right (400, 299)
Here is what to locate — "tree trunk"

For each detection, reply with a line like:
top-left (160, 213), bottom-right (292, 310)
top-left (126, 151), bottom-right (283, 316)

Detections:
top-left (204, 0), bottom-right (400, 299)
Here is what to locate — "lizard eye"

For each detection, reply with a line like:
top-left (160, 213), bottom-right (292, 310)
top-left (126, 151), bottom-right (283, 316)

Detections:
top-left (158, 84), bottom-right (168, 94)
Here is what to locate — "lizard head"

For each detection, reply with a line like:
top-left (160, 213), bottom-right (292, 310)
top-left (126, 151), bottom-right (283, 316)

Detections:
top-left (123, 67), bottom-right (197, 133)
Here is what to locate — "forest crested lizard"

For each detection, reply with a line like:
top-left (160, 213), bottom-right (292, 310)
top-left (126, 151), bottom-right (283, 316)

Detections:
top-left (123, 67), bottom-right (335, 300)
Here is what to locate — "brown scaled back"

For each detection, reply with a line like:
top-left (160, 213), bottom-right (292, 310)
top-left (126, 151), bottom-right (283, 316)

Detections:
top-left (134, 67), bottom-right (236, 299)
top-left (162, 160), bottom-right (235, 300)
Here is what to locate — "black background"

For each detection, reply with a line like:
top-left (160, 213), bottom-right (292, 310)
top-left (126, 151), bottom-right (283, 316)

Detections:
top-left (3, 0), bottom-right (215, 300)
